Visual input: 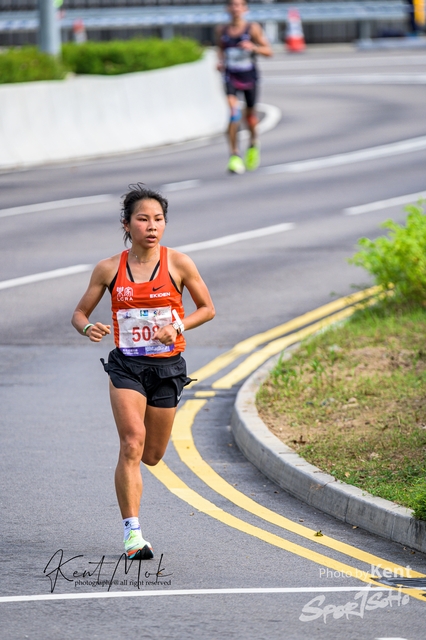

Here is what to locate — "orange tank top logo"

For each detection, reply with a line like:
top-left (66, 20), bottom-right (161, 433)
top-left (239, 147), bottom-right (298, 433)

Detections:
top-left (111, 246), bottom-right (185, 358)
top-left (116, 286), bottom-right (134, 302)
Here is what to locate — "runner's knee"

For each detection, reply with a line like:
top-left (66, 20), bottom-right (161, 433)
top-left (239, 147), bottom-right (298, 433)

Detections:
top-left (141, 449), bottom-right (164, 466)
top-left (120, 435), bottom-right (145, 462)
top-left (246, 112), bottom-right (258, 128)
top-left (230, 103), bottom-right (242, 123)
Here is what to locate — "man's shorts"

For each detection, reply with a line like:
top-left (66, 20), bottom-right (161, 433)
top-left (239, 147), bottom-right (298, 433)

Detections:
top-left (101, 349), bottom-right (192, 408)
top-left (225, 70), bottom-right (258, 109)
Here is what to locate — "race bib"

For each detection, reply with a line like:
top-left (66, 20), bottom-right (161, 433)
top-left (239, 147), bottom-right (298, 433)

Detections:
top-left (117, 307), bottom-right (173, 356)
top-left (226, 46), bottom-right (253, 72)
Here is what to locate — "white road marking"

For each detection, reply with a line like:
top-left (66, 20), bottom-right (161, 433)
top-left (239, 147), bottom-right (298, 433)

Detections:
top-left (344, 190), bottom-right (426, 215)
top-left (254, 102), bottom-right (282, 136)
top-left (261, 135), bottom-right (426, 175)
top-left (0, 195), bottom-right (114, 219)
top-left (0, 585), bottom-right (391, 604)
top-left (1, 131), bottom-right (423, 290)
top-left (0, 265), bottom-right (93, 291)
top-left (161, 180), bottom-right (201, 192)
top-left (260, 55), bottom-right (426, 70)
top-left (264, 74), bottom-right (426, 85)
top-left (1, 129), bottom-right (422, 220)
top-left (161, 103), bottom-right (282, 193)
top-left (174, 222), bottom-right (294, 253)
top-left (239, 102), bottom-right (283, 141)
top-left (0, 223), bottom-right (294, 290)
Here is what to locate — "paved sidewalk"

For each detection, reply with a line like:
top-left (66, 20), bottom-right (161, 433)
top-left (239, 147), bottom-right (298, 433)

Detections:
top-left (231, 353), bottom-right (426, 554)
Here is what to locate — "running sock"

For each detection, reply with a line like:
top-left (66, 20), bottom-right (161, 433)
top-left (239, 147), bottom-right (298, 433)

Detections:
top-left (123, 516), bottom-right (140, 540)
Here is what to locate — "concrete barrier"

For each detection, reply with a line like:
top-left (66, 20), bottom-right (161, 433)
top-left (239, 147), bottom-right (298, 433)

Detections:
top-left (0, 49), bottom-right (228, 171)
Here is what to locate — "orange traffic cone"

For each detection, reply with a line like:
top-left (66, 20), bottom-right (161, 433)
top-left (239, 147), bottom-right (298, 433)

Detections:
top-left (285, 8), bottom-right (306, 52)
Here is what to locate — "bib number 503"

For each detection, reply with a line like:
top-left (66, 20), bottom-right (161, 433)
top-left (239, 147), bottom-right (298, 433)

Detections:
top-left (132, 325), bottom-right (159, 342)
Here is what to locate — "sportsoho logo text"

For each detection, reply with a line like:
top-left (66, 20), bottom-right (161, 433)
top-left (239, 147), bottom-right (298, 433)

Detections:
top-left (299, 588), bottom-right (409, 623)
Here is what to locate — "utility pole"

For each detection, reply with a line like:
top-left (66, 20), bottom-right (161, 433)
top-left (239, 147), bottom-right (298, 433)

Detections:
top-left (38, 0), bottom-right (61, 55)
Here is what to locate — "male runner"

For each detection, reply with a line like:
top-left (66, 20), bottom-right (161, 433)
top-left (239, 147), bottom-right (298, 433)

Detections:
top-left (216, 0), bottom-right (272, 174)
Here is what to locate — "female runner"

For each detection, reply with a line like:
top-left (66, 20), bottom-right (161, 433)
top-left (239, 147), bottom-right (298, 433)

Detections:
top-left (72, 184), bottom-right (215, 560)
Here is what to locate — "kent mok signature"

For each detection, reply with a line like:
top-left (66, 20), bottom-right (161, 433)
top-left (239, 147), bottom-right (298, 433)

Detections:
top-left (44, 549), bottom-right (173, 593)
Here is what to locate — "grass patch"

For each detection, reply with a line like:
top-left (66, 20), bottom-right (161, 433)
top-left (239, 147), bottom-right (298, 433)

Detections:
top-left (256, 304), bottom-right (426, 518)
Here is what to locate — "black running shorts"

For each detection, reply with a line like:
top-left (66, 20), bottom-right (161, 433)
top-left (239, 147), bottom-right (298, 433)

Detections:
top-left (101, 349), bottom-right (192, 408)
top-left (225, 69), bottom-right (258, 109)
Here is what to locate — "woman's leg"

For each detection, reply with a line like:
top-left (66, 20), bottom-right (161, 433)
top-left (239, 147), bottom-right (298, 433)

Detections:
top-left (142, 405), bottom-right (177, 466)
top-left (110, 381), bottom-right (177, 517)
top-left (109, 382), bottom-right (147, 518)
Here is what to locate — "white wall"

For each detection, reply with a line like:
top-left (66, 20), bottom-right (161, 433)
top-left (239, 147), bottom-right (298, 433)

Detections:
top-left (0, 50), bottom-right (228, 170)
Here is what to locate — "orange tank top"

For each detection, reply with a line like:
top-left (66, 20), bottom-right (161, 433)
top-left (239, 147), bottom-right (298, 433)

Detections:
top-left (111, 246), bottom-right (185, 357)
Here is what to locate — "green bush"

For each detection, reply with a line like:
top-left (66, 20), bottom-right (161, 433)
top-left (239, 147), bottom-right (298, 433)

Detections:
top-left (349, 203), bottom-right (426, 306)
top-left (0, 47), bottom-right (66, 83)
top-left (0, 38), bottom-right (203, 84)
top-left (62, 37), bottom-right (203, 76)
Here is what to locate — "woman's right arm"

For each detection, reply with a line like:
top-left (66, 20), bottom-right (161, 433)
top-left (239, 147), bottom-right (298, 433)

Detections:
top-left (71, 258), bottom-right (115, 343)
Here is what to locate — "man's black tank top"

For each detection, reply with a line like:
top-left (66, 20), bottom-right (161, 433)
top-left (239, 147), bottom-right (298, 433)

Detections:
top-left (221, 23), bottom-right (257, 82)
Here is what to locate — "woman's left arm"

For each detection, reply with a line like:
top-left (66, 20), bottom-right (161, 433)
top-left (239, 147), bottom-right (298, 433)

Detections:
top-left (177, 253), bottom-right (216, 331)
top-left (154, 251), bottom-right (215, 345)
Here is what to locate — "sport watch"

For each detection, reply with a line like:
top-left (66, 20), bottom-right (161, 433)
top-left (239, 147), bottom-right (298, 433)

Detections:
top-left (172, 321), bottom-right (182, 335)
top-left (172, 310), bottom-right (185, 335)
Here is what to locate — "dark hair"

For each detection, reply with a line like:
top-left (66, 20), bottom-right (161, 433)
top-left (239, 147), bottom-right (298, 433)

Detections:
top-left (120, 183), bottom-right (168, 245)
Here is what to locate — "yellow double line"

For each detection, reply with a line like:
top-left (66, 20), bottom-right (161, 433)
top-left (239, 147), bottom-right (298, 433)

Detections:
top-left (188, 285), bottom-right (387, 389)
top-left (149, 286), bottom-right (426, 600)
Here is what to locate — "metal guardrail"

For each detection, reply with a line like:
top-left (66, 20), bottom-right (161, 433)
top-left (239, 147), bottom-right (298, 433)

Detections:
top-left (0, 2), bottom-right (407, 31)
top-left (0, 0), bottom-right (226, 8)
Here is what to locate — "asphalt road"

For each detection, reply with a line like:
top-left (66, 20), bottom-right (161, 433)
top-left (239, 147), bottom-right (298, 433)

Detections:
top-left (1, 46), bottom-right (426, 640)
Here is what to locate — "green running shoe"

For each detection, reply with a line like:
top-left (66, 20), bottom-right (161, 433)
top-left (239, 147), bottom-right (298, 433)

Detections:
top-left (124, 528), bottom-right (154, 560)
top-left (245, 145), bottom-right (260, 171)
top-left (227, 154), bottom-right (245, 174)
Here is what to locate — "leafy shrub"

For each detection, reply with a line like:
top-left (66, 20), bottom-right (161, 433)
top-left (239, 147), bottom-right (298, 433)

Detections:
top-left (62, 37), bottom-right (203, 76)
top-left (0, 38), bottom-right (202, 84)
top-left (349, 203), bottom-right (426, 306)
top-left (0, 47), bottom-right (66, 83)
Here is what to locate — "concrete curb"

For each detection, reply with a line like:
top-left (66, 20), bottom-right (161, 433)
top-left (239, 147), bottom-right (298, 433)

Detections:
top-left (231, 353), bottom-right (426, 554)
top-left (0, 50), bottom-right (228, 171)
